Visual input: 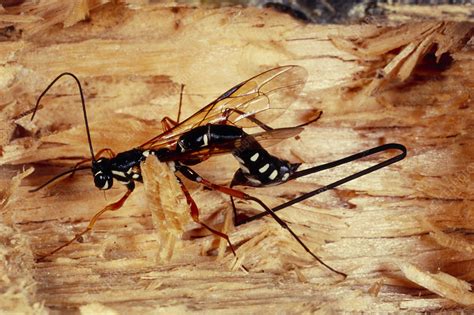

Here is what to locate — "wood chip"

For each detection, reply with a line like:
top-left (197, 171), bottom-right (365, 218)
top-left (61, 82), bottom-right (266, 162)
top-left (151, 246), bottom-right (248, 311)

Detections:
top-left (398, 261), bottom-right (474, 306)
top-left (142, 155), bottom-right (192, 263)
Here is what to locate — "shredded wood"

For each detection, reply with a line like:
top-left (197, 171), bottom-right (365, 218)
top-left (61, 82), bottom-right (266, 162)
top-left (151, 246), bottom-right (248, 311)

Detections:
top-left (0, 167), bottom-right (33, 214)
top-left (398, 262), bottom-right (474, 306)
top-left (330, 21), bottom-right (474, 95)
top-left (0, 2), bottom-right (473, 314)
top-left (142, 155), bottom-right (192, 262)
top-left (0, 170), bottom-right (46, 315)
top-left (419, 217), bottom-right (474, 255)
top-left (367, 279), bottom-right (384, 297)
top-left (0, 0), bottom-right (114, 37)
top-left (79, 302), bottom-right (120, 315)
top-left (380, 4), bottom-right (474, 23)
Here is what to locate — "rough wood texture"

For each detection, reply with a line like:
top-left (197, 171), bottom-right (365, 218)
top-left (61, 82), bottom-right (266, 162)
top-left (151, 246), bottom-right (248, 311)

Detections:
top-left (1, 2), bottom-right (473, 314)
top-left (381, 3), bottom-right (474, 23)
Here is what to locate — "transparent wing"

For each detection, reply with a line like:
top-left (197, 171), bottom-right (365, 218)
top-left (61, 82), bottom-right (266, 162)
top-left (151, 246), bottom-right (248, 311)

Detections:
top-left (139, 65), bottom-right (308, 150)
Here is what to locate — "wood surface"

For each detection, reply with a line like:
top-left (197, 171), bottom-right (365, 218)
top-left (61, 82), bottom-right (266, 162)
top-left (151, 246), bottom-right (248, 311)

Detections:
top-left (0, 2), bottom-right (473, 314)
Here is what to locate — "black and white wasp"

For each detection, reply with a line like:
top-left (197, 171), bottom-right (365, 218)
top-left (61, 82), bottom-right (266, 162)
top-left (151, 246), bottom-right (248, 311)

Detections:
top-left (30, 66), bottom-right (406, 278)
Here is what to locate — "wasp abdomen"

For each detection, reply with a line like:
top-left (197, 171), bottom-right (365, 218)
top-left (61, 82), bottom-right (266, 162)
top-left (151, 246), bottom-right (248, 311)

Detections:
top-left (177, 124), bottom-right (244, 152)
top-left (232, 148), bottom-right (299, 187)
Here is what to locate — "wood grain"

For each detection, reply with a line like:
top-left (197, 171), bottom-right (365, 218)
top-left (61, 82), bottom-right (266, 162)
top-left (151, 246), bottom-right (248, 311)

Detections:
top-left (0, 2), bottom-right (473, 314)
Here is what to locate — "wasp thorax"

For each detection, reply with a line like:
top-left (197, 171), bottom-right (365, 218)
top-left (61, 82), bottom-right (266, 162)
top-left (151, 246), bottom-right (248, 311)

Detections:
top-left (92, 158), bottom-right (113, 190)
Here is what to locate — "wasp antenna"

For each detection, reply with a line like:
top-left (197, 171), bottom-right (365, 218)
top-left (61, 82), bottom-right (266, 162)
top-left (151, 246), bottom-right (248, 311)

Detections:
top-left (29, 166), bottom-right (91, 193)
top-left (31, 72), bottom-right (96, 161)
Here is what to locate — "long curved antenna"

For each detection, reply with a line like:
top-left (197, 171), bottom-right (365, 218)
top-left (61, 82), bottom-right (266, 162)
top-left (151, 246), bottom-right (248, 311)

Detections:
top-left (30, 73), bottom-right (96, 161)
top-left (29, 166), bottom-right (91, 192)
top-left (240, 143), bottom-right (407, 224)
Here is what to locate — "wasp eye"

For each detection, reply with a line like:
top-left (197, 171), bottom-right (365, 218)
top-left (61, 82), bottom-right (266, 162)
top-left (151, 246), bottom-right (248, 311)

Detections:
top-left (94, 172), bottom-right (112, 190)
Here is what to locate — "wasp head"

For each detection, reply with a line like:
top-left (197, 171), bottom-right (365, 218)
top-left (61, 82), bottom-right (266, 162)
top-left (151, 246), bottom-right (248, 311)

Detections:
top-left (91, 158), bottom-right (113, 190)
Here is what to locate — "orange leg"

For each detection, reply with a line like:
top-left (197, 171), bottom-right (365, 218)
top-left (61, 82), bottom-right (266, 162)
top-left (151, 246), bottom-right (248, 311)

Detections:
top-left (36, 187), bottom-right (133, 262)
top-left (95, 148), bottom-right (116, 159)
top-left (176, 164), bottom-right (346, 278)
top-left (161, 83), bottom-right (185, 131)
top-left (161, 116), bottom-right (179, 132)
top-left (70, 158), bottom-right (91, 175)
top-left (138, 84), bottom-right (185, 148)
top-left (176, 177), bottom-right (236, 255)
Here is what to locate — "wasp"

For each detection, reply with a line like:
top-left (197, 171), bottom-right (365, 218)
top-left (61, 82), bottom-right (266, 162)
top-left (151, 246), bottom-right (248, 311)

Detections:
top-left (30, 66), bottom-right (406, 278)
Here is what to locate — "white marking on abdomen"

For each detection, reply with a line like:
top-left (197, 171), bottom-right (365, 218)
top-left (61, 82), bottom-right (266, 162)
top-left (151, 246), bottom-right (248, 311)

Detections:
top-left (250, 152), bottom-right (259, 162)
top-left (269, 169), bottom-right (278, 180)
top-left (143, 150), bottom-right (150, 157)
top-left (282, 173), bottom-right (290, 181)
top-left (203, 134), bottom-right (209, 146)
top-left (259, 164), bottom-right (269, 173)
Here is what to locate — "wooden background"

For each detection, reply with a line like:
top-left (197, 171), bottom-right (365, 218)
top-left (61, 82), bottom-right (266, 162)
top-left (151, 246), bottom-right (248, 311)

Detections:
top-left (0, 2), bottom-right (473, 314)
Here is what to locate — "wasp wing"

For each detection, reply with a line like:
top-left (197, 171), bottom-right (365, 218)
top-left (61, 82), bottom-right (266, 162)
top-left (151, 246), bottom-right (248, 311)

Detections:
top-left (140, 65), bottom-right (308, 150)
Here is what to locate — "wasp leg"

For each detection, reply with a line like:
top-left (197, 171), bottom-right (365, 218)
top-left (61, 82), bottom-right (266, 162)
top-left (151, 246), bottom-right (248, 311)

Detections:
top-left (229, 170), bottom-right (247, 227)
top-left (176, 164), bottom-right (346, 278)
top-left (95, 148), bottom-right (116, 159)
top-left (175, 176), bottom-right (236, 256)
top-left (36, 184), bottom-right (134, 262)
top-left (161, 84), bottom-right (185, 131)
top-left (161, 116), bottom-right (179, 131)
top-left (69, 158), bottom-right (92, 178)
